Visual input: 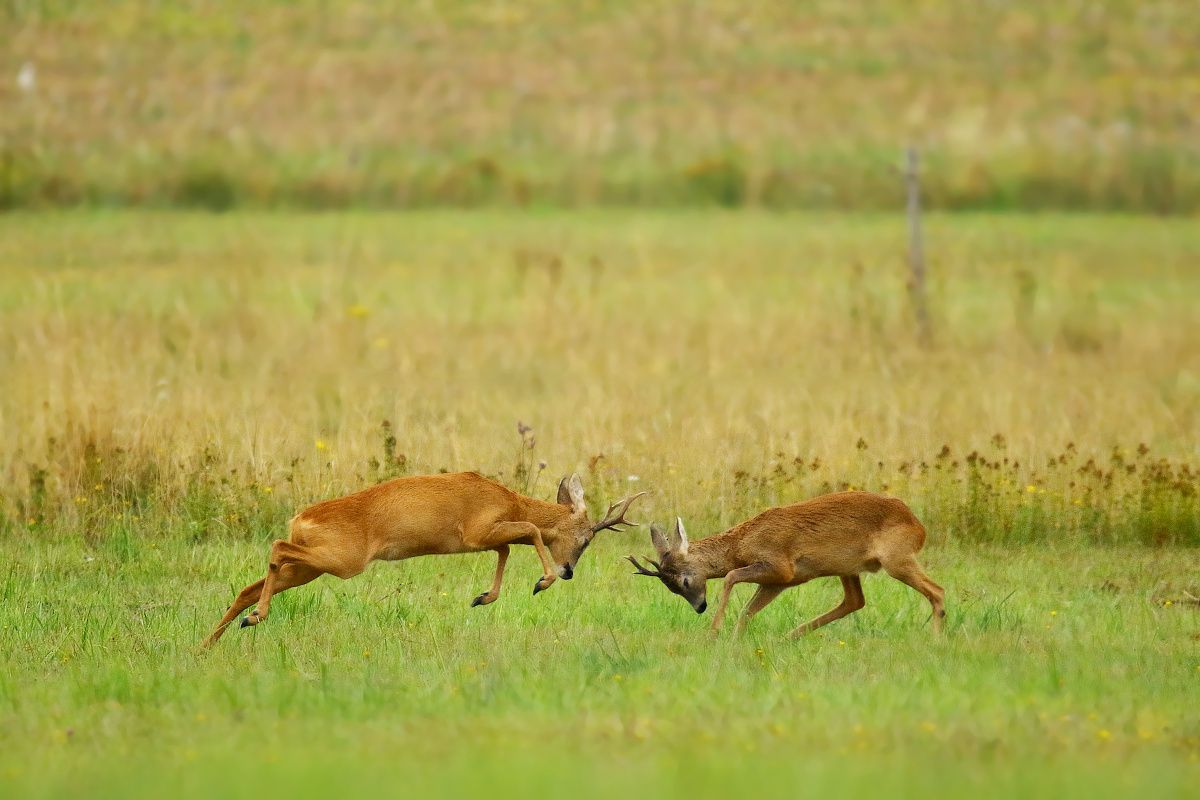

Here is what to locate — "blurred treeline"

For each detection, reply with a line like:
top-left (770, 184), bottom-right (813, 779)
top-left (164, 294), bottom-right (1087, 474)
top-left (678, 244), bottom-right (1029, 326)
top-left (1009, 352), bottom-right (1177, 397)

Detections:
top-left (2, 0), bottom-right (1199, 212)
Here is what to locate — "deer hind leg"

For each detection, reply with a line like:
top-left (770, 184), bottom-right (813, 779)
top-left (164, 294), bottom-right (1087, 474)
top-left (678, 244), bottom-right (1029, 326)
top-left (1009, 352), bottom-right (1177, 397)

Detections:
top-left (471, 544), bottom-right (510, 607)
top-left (788, 576), bottom-right (865, 639)
top-left (733, 585), bottom-right (787, 637)
top-left (244, 539), bottom-right (364, 628)
top-left (882, 554), bottom-right (945, 632)
top-left (241, 562), bottom-right (322, 628)
top-left (201, 578), bottom-right (265, 649)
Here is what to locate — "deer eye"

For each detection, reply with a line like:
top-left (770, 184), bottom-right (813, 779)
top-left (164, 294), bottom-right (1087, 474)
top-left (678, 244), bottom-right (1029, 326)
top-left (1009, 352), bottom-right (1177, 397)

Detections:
top-left (682, 577), bottom-right (690, 589)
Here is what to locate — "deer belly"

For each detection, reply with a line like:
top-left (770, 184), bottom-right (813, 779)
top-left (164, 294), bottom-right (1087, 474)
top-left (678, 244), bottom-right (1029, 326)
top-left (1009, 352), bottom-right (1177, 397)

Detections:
top-left (373, 528), bottom-right (468, 560)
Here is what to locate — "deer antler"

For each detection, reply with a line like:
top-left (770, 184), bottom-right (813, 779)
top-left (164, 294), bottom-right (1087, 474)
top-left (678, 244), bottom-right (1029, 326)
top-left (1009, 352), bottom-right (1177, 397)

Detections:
top-left (592, 492), bottom-right (647, 533)
top-left (626, 555), bottom-right (662, 577)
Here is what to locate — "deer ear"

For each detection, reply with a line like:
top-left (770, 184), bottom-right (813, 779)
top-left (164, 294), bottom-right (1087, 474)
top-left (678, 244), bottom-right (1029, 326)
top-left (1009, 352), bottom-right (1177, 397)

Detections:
top-left (557, 476), bottom-right (572, 507)
top-left (567, 473), bottom-right (586, 514)
top-left (650, 525), bottom-right (670, 558)
top-left (671, 516), bottom-right (689, 556)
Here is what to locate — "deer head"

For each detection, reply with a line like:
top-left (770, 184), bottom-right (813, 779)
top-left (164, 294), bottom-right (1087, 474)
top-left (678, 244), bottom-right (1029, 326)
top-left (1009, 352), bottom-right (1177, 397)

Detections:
top-left (628, 517), bottom-right (708, 613)
top-left (546, 474), bottom-right (646, 580)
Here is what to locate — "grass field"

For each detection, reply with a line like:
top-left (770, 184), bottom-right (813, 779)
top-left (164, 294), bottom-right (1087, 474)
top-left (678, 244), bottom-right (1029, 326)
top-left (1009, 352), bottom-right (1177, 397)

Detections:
top-left (1, 210), bottom-right (1199, 797)
top-left (4, 1), bottom-right (1200, 211)
top-left (2, 539), bottom-right (1199, 798)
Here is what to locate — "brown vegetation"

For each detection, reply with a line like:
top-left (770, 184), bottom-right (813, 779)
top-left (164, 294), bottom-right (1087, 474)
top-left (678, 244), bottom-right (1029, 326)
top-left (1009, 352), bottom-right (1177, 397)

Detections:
top-left (1, 210), bottom-right (1197, 545)
top-left (3, 1), bottom-right (1200, 210)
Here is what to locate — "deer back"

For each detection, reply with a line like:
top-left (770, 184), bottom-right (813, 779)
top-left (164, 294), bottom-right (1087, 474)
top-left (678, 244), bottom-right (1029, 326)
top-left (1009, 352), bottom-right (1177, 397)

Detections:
top-left (290, 472), bottom-right (560, 557)
top-left (736, 491), bottom-right (926, 577)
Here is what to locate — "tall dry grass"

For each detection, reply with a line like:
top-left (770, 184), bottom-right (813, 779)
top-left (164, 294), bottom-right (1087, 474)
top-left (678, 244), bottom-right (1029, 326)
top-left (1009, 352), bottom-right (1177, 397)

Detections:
top-left (2, 1), bottom-right (1200, 210)
top-left (1, 210), bottom-right (1198, 544)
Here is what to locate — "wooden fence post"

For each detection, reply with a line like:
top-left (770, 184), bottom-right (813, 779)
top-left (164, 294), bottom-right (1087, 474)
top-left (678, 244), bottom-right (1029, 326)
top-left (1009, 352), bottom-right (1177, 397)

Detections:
top-left (904, 146), bottom-right (931, 345)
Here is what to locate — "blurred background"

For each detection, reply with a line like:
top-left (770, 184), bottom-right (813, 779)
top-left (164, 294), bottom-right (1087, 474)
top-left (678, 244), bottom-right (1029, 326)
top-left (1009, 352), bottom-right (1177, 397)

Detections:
top-left (3, 0), bottom-right (1199, 212)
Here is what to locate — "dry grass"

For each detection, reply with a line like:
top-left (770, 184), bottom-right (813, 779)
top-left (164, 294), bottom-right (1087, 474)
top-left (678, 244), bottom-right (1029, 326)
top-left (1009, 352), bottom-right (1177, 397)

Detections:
top-left (3, 1), bottom-right (1200, 209)
top-left (1, 210), bottom-right (1198, 542)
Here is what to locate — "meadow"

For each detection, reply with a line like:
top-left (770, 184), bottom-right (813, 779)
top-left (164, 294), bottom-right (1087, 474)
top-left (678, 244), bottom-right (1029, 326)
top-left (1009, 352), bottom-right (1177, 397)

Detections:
top-left (4, 0), bottom-right (1200, 211)
top-left (1, 209), bottom-right (1199, 797)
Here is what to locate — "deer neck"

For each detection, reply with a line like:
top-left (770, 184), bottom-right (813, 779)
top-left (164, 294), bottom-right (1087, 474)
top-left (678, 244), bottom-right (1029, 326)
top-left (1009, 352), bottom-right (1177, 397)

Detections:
top-left (517, 495), bottom-right (571, 531)
top-left (688, 529), bottom-right (746, 580)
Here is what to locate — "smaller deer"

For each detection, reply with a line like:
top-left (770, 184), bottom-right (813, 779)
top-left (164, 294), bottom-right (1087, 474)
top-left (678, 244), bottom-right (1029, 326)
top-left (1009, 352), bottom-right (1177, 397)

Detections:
top-left (201, 472), bottom-right (644, 648)
top-left (628, 492), bottom-right (944, 637)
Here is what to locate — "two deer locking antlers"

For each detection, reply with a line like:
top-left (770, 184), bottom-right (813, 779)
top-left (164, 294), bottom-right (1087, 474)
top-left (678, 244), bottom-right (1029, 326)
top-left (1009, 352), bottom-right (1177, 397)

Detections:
top-left (202, 472), bottom-right (943, 649)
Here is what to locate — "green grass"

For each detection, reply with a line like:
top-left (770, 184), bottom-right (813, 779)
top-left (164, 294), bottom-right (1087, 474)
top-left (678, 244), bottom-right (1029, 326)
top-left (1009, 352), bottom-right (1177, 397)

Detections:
top-left (1, 537), bottom-right (1199, 798)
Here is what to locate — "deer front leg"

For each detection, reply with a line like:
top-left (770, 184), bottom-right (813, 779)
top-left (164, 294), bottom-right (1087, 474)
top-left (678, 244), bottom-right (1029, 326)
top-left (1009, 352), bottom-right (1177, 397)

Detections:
top-left (471, 544), bottom-right (510, 607)
top-left (788, 575), bottom-right (865, 638)
top-left (465, 521), bottom-right (558, 596)
top-left (711, 562), bottom-right (793, 634)
top-left (733, 585), bottom-right (787, 637)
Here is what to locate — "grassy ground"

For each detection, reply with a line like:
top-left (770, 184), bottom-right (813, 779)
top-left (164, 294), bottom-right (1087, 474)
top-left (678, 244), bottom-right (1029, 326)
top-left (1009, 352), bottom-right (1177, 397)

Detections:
top-left (1, 210), bottom-right (1199, 796)
top-left (1, 540), bottom-right (1199, 798)
top-left (3, 1), bottom-right (1200, 210)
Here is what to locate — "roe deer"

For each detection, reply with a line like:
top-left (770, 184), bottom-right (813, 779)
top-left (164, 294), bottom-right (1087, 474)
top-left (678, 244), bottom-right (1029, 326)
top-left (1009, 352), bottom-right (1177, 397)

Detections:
top-left (201, 472), bottom-right (644, 648)
top-left (627, 492), bottom-right (944, 637)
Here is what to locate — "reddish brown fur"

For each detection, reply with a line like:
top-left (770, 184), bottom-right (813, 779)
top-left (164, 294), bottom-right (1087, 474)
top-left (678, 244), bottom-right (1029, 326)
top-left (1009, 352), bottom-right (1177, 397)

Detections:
top-left (633, 492), bottom-right (945, 637)
top-left (201, 471), bottom-right (641, 648)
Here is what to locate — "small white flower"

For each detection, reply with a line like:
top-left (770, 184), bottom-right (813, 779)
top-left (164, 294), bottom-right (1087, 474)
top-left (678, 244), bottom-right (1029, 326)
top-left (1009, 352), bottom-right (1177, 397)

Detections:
top-left (17, 62), bottom-right (35, 93)
top-left (85, 557), bottom-right (95, 562)
top-left (627, 475), bottom-right (640, 482)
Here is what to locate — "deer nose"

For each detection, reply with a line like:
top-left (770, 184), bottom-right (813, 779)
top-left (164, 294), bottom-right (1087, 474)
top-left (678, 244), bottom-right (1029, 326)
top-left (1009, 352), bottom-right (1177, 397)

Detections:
top-left (696, 600), bottom-right (707, 614)
top-left (561, 564), bottom-right (574, 580)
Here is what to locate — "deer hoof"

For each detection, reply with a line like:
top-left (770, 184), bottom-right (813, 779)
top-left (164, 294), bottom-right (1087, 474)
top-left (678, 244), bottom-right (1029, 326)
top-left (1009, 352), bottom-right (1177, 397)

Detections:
top-left (532, 577), bottom-right (550, 595)
top-left (240, 614), bottom-right (259, 628)
top-left (471, 593), bottom-right (488, 607)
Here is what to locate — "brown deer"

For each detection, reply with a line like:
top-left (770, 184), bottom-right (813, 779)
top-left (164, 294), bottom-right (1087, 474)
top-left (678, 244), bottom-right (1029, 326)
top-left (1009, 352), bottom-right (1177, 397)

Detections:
top-left (627, 492), bottom-right (944, 637)
top-left (201, 472), bottom-right (644, 648)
